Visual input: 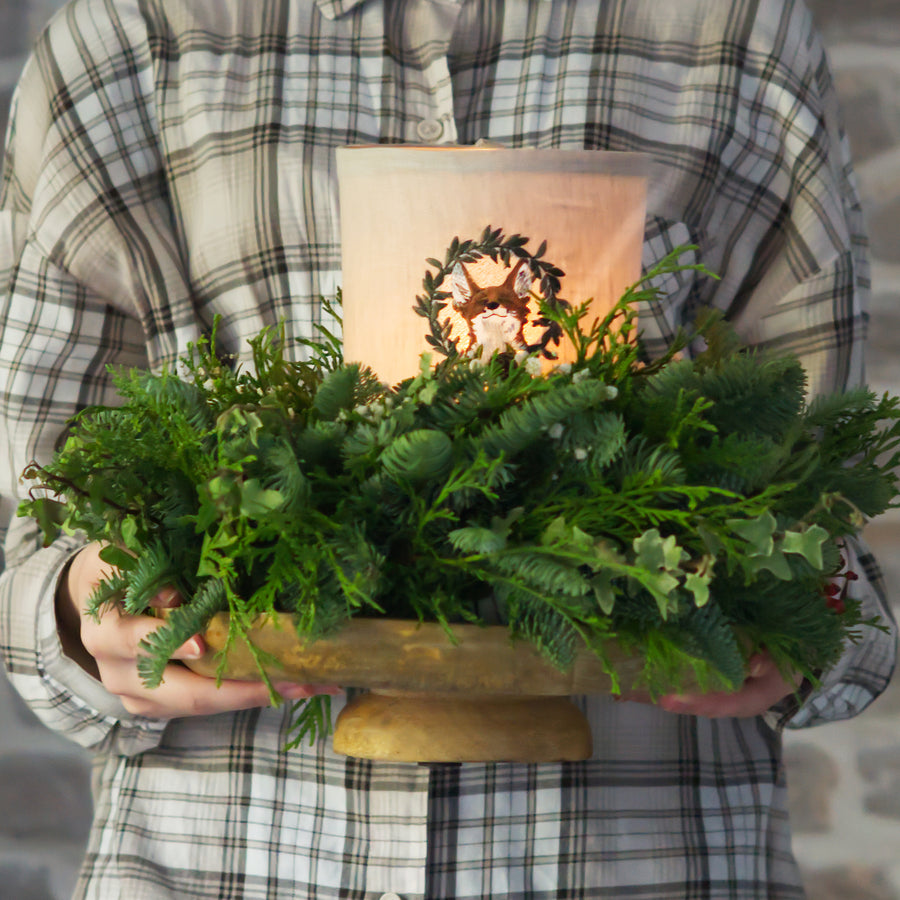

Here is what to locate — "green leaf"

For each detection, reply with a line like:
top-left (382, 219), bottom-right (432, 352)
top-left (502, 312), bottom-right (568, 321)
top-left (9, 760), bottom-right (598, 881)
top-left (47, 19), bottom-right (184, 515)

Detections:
top-left (98, 544), bottom-right (138, 571)
top-left (781, 525), bottom-right (828, 570)
top-left (749, 550), bottom-right (793, 581)
top-left (642, 570), bottom-right (682, 619)
top-left (20, 497), bottom-right (66, 546)
top-left (239, 480), bottom-right (285, 517)
top-left (696, 525), bottom-right (723, 557)
top-left (633, 529), bottom-right (685, 573)
top-left (727, 512), bottom-right (776, 557)
top-left (284, 695), bottom-right (334, 749)
top-left (684, 570), bottom-right (711, 608)
top-left (541, 516), bottom-right (594, 550)
top-left (591, 571), bottom-right (617, 615)
top-left (448, 526), bottom-right (507, 554)
top-left (120, 517), bottom-right (142, 553)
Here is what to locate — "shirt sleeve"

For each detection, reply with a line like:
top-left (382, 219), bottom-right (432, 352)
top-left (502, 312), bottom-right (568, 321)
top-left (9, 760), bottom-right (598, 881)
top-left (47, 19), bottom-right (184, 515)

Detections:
top-left (641, 1), bottom-right (895, 725)
top-left (754, 9), bottom-right (896, 726)
top-left (0, 3), bottom-right (172, 754)
top-left (724, 4), bottom-right (896, 725)
top-left (785, 538), bottom-right (896, 728)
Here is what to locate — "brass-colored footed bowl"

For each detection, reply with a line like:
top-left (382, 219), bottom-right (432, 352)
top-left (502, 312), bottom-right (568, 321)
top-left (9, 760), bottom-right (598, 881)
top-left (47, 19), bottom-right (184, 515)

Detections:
top-left (184, 614), bottom-right (645, 763)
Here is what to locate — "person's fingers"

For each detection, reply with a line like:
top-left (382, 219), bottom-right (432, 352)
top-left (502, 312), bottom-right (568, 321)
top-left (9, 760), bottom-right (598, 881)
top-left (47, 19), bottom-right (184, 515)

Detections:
top-left (142, 588), bottom-right (208, 660)
top-left (117, 664), bottom-right (343, 719)
top-left (657, 653), bottom-right (801, 719)
top-left (66, 542), bottom-right (116, 610)
top-left (63, 543), bottom-right (344, 719)
top-left (82, 607), bottom-right (189, 662)
top-left (147, 586), bottom-right (184, 609)
top-left (117, 664), bottom-right (283, 718)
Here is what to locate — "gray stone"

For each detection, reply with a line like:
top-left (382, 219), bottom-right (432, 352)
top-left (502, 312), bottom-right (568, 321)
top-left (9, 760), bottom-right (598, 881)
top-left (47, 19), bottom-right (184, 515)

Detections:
top-left (784, 742), bottom-right (840, 833)
top-left (807, 0), bottom-right (900, 42)
top-left (0, 752), bottom-right (91, 842)
top-left (0, 6), bottom-right (27, 58)
top-left (801, 866), bottom-right (899, 900)
top-left (834, 70), bottom-right (900, 164)
top-left (868, 198), bottom-right (900, 263)
top-left (858, 746), bottom-right (900, 819)
top-left (0, 859), bottom-right (57, 900)
top-left (862, 521), bottom-right (900, 610)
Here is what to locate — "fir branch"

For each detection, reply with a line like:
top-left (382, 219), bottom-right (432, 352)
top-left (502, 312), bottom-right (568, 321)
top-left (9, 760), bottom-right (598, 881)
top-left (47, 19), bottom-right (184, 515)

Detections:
top-left (136, 580), bottom-right (229, 688)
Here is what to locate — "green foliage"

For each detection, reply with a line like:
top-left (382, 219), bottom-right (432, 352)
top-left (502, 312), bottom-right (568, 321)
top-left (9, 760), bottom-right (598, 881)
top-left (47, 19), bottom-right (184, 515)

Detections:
top-left (18, 232), bottom-right (900, 746)
top-left (136, 580), bottom-right (229, 688)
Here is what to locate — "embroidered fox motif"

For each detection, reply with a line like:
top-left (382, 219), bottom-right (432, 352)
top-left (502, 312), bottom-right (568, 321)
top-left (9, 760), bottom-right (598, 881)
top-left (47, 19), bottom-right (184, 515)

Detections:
top-left (450, 260), bottom-right (533, 357)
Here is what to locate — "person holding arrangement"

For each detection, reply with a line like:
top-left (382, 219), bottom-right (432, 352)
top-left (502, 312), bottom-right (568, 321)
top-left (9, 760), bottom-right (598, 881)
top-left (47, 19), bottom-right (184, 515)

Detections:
top-left (0, 0), bottom-right (894, 897)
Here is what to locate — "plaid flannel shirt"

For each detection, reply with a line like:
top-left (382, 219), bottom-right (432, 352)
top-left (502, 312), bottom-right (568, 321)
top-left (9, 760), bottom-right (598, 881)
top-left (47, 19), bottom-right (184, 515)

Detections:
top-left (0, 0), bottom-right (894, 897)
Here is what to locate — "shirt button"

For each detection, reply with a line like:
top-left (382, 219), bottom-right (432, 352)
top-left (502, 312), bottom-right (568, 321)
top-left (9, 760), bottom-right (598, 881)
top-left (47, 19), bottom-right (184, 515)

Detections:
top-left (416, 117), bottom-right (444, 142)
top-left (378, 894), bottom-right (403, 900)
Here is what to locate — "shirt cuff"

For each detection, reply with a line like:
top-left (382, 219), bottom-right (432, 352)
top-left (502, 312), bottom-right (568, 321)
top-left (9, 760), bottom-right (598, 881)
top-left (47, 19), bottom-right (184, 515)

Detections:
top-left (31, 542), bottom-right (167, 754)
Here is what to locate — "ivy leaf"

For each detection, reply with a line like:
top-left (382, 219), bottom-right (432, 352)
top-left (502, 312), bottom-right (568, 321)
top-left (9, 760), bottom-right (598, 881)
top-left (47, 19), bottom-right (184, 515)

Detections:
top-left (696, 524), bottom-right (723, 557)
top-left (594, 540), bottom-right (626, 566)
top-left (541, 515), bottom-right (593, 550)
top-left (683, 554), bottom-right (714, 608)
top-left (727, 511), bottom-right (776, 557)
top-left (120, 517), bottom-right (142, 553)
top-left (781, 525), bottom-right (829, 570)
top-left (21, 497), bottom-right (66, 546)
top-left (590, 571), bottom-right (617, 615)
top-left (633, 528), bottom-right (685, 573)
top-left (749, 550), bottom-right (793, 581)
top-left (641, 570), bottom-right (681, 619)
top-left (684, 571), bottom-right (711, 607)
top-left (239, 479), bottom-right (285, 517)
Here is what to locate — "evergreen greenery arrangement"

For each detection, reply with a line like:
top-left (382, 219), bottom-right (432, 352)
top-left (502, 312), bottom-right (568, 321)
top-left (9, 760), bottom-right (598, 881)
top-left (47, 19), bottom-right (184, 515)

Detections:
top-left (20, 231), bottom-right (900, 744)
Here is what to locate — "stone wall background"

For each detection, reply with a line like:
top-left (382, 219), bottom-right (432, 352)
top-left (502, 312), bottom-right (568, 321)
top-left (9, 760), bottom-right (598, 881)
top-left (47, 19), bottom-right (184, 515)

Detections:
top-left (786, 3), bottom-right (900, 897)
top-left (0, 1), bottom-right (898, 898)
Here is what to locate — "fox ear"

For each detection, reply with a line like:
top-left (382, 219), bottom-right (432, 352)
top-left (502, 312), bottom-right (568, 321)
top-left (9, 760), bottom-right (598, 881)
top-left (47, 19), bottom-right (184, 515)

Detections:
top-left (451, 262), bottom-right (473, 309)
top-left (513, 261), bottom-right (533, 300)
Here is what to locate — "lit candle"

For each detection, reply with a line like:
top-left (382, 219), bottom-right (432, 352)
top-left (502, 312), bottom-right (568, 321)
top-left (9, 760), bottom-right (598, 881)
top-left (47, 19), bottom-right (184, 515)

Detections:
top-left (337, 146), bottom-right (648, 384)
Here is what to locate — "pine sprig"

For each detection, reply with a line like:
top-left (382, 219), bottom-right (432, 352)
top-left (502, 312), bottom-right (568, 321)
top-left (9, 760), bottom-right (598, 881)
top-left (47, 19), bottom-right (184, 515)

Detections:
top-left (136, 580), bottom-right (229, 688)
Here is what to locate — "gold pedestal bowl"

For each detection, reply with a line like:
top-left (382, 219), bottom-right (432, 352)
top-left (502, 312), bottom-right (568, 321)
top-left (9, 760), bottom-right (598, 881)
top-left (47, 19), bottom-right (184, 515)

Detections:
top-left (184, 615), bottom-right (643, 763)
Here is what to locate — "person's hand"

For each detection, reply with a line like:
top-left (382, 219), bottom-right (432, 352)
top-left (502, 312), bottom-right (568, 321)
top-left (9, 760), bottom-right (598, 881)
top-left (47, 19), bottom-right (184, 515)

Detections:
top-left (656, 652), bottom-right (803, 718)
top-left (616, 652), bottom-right (803, 718)
top-left (56, 542), bottom-right (341, 719)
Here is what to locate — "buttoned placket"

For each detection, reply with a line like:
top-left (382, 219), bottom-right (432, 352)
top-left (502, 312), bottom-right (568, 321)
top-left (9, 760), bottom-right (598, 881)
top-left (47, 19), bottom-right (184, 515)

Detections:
top-left (394, 0), bottom-right (462, 145)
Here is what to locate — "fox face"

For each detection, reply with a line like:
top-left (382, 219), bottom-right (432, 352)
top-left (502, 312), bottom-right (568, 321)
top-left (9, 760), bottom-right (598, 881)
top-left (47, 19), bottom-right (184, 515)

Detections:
top-left (450, 260), bottom-right (533, 357)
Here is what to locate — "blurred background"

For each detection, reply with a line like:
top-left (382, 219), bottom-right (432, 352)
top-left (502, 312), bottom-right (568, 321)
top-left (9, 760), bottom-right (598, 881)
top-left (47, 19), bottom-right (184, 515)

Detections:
top-left (0, 1), bottom-right (898, 897)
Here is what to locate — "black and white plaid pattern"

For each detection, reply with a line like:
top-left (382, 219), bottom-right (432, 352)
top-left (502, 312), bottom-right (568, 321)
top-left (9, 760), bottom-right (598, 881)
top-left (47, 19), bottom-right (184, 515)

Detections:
top-left (0, 0), bottom-right (893, 896)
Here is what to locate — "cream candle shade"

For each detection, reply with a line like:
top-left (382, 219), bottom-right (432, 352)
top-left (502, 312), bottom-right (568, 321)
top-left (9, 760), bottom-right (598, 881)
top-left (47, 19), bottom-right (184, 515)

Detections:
top-left (336, 146), bottom-right (649, 385)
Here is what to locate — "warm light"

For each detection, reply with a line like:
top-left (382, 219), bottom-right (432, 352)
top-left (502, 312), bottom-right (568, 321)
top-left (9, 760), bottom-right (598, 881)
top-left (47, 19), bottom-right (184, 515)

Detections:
top-left (337, 146), bottom-right (649, 384)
